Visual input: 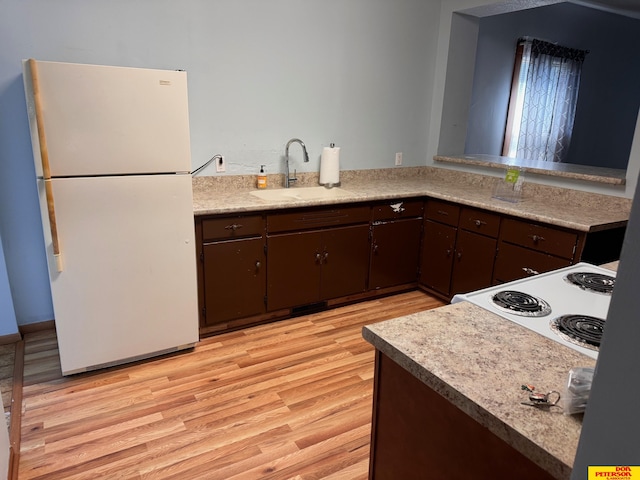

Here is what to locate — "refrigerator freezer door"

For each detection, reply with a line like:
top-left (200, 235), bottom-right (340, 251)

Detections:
top-left (25, 60), bottom-right (191, 177)
top-left (40, 174), bottom-right (199, 375)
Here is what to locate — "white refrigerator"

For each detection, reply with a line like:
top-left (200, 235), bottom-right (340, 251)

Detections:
top-left (22, 59), bottom-right (199, 375)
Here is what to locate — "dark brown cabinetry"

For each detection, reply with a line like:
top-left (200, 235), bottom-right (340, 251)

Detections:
top-left (266, 206), bottom-right (370, 312)
top-left (493, 218), bottom-right (577, 283)
top-left (452, 208), bottom-right (500, 294)
top-left (420, 200), bottom-right (499, 298)
top-left (369, 200), bottom-right (423, 290)
top-left (199, 215), bottom-right (266, 328)
top-left (419, 200), bottom-right (459, 295)
top-left (368, 351), bottom-right (555, 480)
top-left (195, 195), bottom-right (625, 335)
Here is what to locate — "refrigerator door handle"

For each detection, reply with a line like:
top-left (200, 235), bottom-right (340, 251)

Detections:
top-left (43, 178), bottom-right (63, 272)
top-left (29, 59), bottom-right (63, 272)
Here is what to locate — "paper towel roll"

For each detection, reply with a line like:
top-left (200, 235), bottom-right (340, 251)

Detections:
top-left (319, 145), bottom-right (340, 186)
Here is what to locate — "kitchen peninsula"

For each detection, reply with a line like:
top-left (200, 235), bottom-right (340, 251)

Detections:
top-left (362, 301), bottom-right (595, 480)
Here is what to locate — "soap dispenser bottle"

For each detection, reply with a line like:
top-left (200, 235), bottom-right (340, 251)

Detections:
top-left (257, 165), bottom-right (267, 189)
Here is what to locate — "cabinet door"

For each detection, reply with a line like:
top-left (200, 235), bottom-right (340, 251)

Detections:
top-left (370, 218), bottom-right (422, 289)
top-left (420, 220), bottom-right (456, 296)
top-left (321, 224), bottom-right (370, 299)
top-left (267, 231), bottom-right (322, 311)
top-left (493, 242), bottom-right (571, 283)
top-left (370, 352), bottom-right (557, 480)
top-left (450, 230), bottom-right (496, 296)
top-left (203, 237), bottom-right (265, 325)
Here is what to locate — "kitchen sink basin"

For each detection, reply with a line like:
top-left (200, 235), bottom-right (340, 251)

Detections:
top-left (250, 186), bottom-right (355, 202)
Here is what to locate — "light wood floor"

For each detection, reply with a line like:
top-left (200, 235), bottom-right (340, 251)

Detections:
top-left (1, 343), bottom-right (16, 414)
top-left (17, 291), bottom-right (444, 480)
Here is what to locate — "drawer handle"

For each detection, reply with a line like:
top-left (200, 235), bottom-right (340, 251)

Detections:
top-left (474, 219), bottom-right (487, 227)
top-left (225, 223), bottom-right (244, 231)
top-left (437, 210), bottom-right (449, 216)
top-left (528, 234), bottom-right (545, 243)
top-left (522, 267), bottom-right (540, 276)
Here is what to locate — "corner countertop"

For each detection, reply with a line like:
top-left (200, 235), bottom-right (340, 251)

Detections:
top-left (192, 167), bottom-right (630, 232)
top-left (362, 301), bottom-right (596, 480)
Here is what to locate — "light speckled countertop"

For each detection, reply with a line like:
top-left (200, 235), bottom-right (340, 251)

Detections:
top-left (362, 301), bottom-right (597, 480)
top-left (192, 166), bottom-right (630, 232)
top-left (435, 154), bottom-right (627, 185)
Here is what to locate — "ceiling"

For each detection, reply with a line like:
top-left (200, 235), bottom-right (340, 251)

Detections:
top-left (574, 0), bottom-right (640, 18)
top-left (462, 0), bottom-right (640, 20)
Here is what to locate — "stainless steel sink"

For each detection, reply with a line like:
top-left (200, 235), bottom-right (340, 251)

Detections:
top-left (250, 186), bottom-right (354, 202)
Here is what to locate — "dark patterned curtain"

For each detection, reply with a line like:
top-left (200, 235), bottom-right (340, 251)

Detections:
top-left (529, 39), bottom-right (588, 63)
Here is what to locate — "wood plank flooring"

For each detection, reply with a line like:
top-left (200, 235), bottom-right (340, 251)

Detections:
top-left (17, 291), bottom-right (444, 480)
top-left (1, 343), bottom-right (16, 415)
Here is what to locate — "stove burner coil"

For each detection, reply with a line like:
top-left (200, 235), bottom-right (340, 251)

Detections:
top-left (550, 314), bottom-right (605, 351)
top-left (491, 290), bottom-right (552, 317)
top-left (565, 272), bottom-right (615, 295)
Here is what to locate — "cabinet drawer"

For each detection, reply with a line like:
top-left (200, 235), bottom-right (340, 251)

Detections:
top-left (425, 200), bottom-right (460, 227)
top-left (494, 242), bottom-right (572, 283)
top-left (267, 205), bottom-right (370, 233)
top-left (500, 218), bottom-right (577, 259)
top-left (372, 200), bottom-right (423, 221)
top-left (202, 215), bottom-right (264, 241)
top-left (459, 208), bottom-right (500, 238)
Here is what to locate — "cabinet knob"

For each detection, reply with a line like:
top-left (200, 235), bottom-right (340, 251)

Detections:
top-left (315, 252), bottom-right (322, 263)
top-left (457, 252), bottom-right (462, 259)
top-left (474, 219), bottom-right (487, 227)
top-left (323, 251), bottom-right (329, 261)
top-left (522, 267), bottom-right (540, 276)
top-left (446, 249), bottom-right (452, 257)
top-left (225, 223), bottom-right (243, 231)
top-left (528, 234), bottom-right (545, 243)
top-left (255, 261), bottom-right (261, 269)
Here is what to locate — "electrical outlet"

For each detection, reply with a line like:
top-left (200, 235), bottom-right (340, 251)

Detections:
top-left (216, 155), bottom-right (226, 173)
top-left (395, 152), bottom-right (403, 166)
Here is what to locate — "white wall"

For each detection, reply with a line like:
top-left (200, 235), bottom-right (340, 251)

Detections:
top-left (0, 0), bottom-right (441, 326)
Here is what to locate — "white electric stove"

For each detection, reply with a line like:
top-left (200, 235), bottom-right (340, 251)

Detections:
top-left (451, 262), bottom-right (616, 359)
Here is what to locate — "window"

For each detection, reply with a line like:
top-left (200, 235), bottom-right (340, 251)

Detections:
top-left (503, 38), bottom-right (588, 163)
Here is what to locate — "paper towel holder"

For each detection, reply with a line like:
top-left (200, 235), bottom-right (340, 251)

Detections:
top-left (319, 143), bottom-right (341, 188)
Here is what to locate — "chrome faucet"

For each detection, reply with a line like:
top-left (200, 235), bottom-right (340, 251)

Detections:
top-left (285, 138), bottom-right (309, 188)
